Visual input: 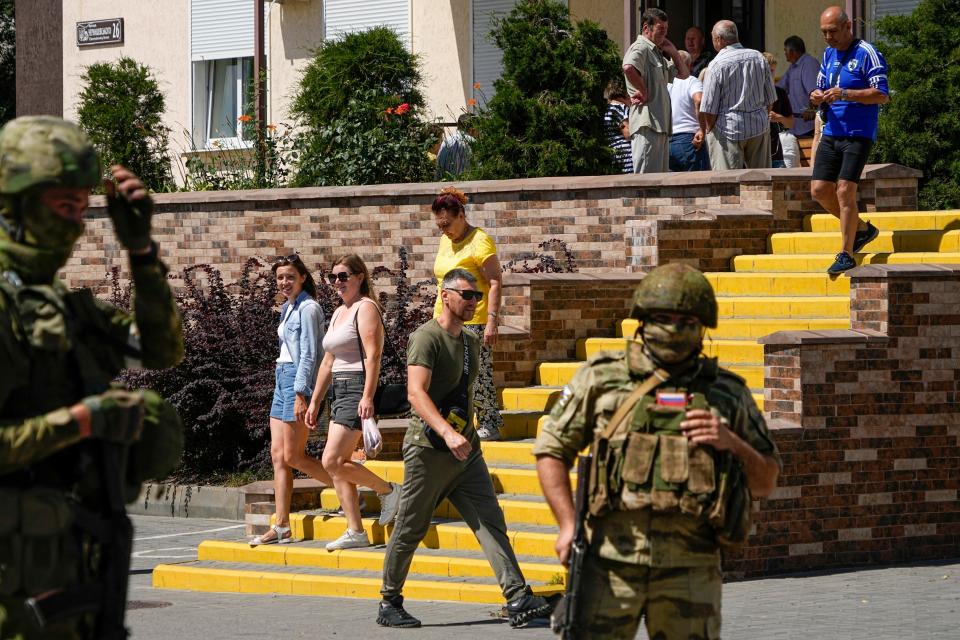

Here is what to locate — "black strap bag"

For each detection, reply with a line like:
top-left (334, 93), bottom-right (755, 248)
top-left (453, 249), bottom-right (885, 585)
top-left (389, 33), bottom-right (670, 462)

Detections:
top-left (354, 303), bottom-right (411, 418)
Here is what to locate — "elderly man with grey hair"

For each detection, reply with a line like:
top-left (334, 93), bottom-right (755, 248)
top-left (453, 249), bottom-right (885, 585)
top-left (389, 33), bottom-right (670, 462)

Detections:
top-left (699, 20), bottom-right (777, 170)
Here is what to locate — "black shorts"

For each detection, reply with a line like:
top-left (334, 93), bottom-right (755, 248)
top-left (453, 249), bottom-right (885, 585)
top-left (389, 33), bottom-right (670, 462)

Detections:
top-left (812, 135), bottom-right (874, 184)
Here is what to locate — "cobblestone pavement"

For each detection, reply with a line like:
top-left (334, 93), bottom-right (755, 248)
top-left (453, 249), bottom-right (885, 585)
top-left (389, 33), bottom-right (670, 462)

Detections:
top-left (128, 515), bottom-right (960, 639)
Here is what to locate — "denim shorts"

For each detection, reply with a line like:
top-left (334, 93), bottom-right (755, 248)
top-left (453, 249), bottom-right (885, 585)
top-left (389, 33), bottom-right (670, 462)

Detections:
top-left (331, 372), bottom-right (365, 430)
top-left (270, 362), bottom-right (298, 422)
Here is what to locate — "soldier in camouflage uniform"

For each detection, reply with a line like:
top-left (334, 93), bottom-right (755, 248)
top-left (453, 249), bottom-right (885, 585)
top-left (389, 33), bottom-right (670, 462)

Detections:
top-left (534, 263), bottom-right (781, 639)
top-left (0, 116), bottom-right (184, 639)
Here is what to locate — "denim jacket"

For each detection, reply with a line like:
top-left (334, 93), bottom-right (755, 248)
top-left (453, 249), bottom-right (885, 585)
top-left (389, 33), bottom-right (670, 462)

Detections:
top-left (279, 291), bottom-right (325, 397)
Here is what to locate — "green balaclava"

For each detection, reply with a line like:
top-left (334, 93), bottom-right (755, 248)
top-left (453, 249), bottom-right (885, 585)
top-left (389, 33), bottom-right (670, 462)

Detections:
top-left (0, 116), bottom-right (101, 284)
top-left (629, 263), bottom-right (719, 369)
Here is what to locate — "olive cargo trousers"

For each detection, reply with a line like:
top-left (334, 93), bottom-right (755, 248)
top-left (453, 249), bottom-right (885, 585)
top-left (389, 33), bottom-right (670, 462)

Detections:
top-left (380, 444), bottom-right (526, 602)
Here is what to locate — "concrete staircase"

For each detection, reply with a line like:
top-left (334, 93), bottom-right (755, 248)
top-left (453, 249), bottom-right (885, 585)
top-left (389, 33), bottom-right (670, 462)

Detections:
top-left (152, 209), bottom-right (959, 603)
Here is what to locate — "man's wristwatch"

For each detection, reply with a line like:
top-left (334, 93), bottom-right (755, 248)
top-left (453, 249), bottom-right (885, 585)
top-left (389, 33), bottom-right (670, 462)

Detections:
top-left (840, 89), bottom-right (849, 101)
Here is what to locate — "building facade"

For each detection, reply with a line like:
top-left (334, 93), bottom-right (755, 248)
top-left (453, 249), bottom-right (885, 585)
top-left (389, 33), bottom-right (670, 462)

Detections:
top-left (16, 0), bottom-right (920, 181)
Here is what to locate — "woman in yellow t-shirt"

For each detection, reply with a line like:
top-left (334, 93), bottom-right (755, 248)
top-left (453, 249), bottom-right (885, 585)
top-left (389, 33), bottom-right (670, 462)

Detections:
top-left (431, 187), bottom-right (504, 440)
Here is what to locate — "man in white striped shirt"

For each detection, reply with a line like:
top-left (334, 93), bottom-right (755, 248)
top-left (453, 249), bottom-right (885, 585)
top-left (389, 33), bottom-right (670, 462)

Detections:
top-left (699, 20), bottom-right (777, 170)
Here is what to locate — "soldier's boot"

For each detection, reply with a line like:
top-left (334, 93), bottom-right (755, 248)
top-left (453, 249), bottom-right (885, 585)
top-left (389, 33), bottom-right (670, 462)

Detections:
top-left (506, 586), bottom-right (555, 628)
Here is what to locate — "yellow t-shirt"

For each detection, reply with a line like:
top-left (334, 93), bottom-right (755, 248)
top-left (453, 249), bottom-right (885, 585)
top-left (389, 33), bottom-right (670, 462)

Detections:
top-left (433, 227), bottom-right (497, 325)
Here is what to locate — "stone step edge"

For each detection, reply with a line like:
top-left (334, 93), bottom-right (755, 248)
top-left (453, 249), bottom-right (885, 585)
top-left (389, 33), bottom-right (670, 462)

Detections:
top-left (197, 541), bottom-right (565, 583)
top-left (152, 562), bottom-right (564, 605)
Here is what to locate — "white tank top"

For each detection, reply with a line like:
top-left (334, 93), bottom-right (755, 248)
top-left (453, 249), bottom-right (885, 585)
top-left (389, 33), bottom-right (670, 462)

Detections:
top-left (321, 298), bottom-right (380, 373)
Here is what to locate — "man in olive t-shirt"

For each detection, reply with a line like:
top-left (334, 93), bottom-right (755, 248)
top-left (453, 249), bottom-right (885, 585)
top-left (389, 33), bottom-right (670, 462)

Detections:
top-left (377, 268), bottom-right (553, 630)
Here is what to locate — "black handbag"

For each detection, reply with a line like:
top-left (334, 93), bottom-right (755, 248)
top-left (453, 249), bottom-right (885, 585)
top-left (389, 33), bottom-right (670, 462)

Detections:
top-left (354, 304), bottom-right (411, 418)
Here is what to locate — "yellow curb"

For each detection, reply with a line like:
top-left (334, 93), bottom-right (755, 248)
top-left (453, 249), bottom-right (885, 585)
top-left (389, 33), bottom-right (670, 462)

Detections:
top-left (154, 563), bottom-right (563, 603)
top-left (197, 541), bottom-right (564, 583)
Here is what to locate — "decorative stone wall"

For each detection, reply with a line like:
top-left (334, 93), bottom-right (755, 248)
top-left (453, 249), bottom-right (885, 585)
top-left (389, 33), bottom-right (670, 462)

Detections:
top-left (62, 164), bottom-right (920, 290)
top-left (735, 265), bottom-right (960, 576)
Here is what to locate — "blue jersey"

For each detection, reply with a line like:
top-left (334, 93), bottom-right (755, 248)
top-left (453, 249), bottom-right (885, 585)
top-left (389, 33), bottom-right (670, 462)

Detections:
top-left (817, 40), bottom-right (889, 140)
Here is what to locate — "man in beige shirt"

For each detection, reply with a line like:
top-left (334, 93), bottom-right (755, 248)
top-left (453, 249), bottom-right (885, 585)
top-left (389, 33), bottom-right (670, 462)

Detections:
top-left (622, 8), bottom-right (689, 174)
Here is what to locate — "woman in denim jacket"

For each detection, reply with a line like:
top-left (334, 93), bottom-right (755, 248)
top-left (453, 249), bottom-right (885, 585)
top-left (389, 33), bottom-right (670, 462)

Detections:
top-left (252, 254), bottom-right (334, 545)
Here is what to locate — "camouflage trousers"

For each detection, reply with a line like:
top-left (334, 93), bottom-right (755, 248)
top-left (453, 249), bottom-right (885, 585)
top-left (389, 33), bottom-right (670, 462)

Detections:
top-left (0, 600), bottom-right (86, 640)
top-left (463, 324), bottom-right (503, 433)
top-left (572, 556), bottom-right (722, 640)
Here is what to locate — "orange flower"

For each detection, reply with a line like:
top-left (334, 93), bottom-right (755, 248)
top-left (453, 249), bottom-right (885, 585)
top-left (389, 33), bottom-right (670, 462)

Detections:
top-left (237, 114), bottom-right (253, 123)
top-left (385, 107), bottom-right (395, 114)
top-left (473, 82), bottom-right (481, 90)
top-left (467, 98), bottom-right (477, 107)
top-left (266, 124), bottom-right (277, 131)
top-left (396, 103), bottom-right (410, 115)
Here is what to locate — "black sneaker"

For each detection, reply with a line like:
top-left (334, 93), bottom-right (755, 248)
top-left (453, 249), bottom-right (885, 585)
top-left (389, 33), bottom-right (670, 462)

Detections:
top-left (376, 598), bottom-right (421, 628)
top-left (852, 221), bottom-right (879, 254)
top-left (506, 586), bottom-right (555, 629)
top-left (827, 251), bottom-right (857, 274)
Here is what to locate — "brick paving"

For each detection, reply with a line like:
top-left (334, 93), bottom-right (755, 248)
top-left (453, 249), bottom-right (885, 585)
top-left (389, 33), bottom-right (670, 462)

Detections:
top-left (130, 515), bottom-right (959, 639)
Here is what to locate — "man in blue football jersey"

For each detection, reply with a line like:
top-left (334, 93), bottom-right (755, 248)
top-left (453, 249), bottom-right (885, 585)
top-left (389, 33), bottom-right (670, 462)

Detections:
top-left (809, 6), bottom-right (889, 274)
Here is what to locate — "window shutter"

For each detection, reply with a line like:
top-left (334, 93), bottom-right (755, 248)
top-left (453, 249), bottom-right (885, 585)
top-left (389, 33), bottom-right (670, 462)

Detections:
top-left (471, 0), bottom-right (567, 103)
top-left (324, 0), bottom-right (410, 45)
top-left (871, 0), bottom-right (921, 18)
top-left (192, 0), bottom-right (265, 61)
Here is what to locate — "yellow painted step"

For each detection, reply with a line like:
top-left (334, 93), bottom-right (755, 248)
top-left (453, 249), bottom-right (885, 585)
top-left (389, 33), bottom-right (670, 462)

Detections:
top-left (805, 210), bottom-right (960, 232)
top-left (195, 541), bottom-right (564, 583)
top-left (619, 317), bottom-right (849, 339)
top-left (361, 460), bottom-right (544, 495)
top-left (733, 252), bottom-right (960, 272)
top-left (500, 411), bottom-right (542, 439)
top-left (481, 440), bottom-right (538, 465)
top-left (286, 513), bottom-right (559, 558)
top-left (719, 296), bottom-right (848, 318)
top-left (153, 563), bottom-right (563, 604)
top-left (502, 386), bottom-right (561, 412)
top-left (577, 338), bottom-right (762, 363)
top-left (703, 272), bottom-right (850, 296)
top-left (770, 230), bottom-right (960, 255)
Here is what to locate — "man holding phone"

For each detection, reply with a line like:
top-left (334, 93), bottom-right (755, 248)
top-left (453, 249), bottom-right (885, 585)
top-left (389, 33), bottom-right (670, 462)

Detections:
top-left (377, 268), bottom-right (553, 629)
top-left (810, 6), bottom-right (889, 274)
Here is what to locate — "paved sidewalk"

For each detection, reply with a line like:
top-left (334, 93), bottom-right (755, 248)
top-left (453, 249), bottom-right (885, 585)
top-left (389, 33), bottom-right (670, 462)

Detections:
top-left (128, 515), bottom-right (959, 639)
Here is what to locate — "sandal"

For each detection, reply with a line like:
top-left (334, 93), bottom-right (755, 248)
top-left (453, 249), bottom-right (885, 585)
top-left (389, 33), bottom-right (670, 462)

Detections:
top-left (250, 524), bottom-right (292, 547)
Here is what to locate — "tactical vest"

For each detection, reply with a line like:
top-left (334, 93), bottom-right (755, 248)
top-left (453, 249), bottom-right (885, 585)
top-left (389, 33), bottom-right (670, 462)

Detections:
top-left (587, 363), bottom-right (752, 548)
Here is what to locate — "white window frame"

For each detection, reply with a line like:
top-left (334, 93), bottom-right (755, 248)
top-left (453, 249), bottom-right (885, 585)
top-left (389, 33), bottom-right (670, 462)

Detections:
top-left (199, 57), bottom-right (254, 150)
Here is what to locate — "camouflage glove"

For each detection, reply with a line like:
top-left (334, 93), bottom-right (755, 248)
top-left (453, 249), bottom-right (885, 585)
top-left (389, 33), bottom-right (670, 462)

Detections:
top-left (106, 191), bottom-right (153, 252)
top-left (82, 389), bottom-right (146, 444)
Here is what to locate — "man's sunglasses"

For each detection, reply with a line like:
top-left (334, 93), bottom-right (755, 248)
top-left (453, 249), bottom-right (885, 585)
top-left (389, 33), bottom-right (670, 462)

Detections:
top-left (444, 288), bottom-right (483, 301)
top-left (327, 272), bottom-right (355, 283)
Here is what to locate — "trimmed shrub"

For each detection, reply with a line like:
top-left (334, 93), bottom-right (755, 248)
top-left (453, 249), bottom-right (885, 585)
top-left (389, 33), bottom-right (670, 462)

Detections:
top-left (77, 57), bottom-right (173, 192)
top-left (114, 248), bottom-right (436, 481)
top-left (290, 27), bottom-right (436, 186)
top-left (466, 0), bottom-right (623, 179)
top-left (873, 0), bottom-right (960, 209)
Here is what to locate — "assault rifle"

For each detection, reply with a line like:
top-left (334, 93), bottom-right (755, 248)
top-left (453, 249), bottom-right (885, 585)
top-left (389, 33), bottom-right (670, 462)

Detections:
top-left (551, 454), bottom-right (592, 639)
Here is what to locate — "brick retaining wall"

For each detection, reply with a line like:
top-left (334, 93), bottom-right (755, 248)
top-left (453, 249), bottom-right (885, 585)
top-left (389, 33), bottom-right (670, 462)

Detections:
top-left (63, 164), bottom-right (920, 291)
top-left (733, 265), bottom-right (960, 576)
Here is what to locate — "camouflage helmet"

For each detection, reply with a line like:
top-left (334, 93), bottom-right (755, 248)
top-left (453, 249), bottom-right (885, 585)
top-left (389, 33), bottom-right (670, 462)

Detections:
top-left (631, 263), bottom-right (718, 328)
top-left (0, 116), bottom-right (101, 195)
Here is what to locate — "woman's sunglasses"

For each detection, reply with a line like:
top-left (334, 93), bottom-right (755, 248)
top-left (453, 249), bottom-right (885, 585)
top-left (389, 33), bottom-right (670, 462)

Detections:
top-left (327, 272), bottom-right (355, 283)
top-left (444, 288), bottom-right (483, 301)
top-left (275, 253), bottom-right (302, 265)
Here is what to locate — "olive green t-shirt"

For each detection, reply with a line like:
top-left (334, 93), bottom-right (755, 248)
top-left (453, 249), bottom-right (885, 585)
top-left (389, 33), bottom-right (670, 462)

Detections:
top-left (403, 319), bottom-right (481, 450)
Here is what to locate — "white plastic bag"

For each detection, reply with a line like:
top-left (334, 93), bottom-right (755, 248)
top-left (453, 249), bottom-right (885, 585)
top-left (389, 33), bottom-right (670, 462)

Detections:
top-left (779, 131), bottom-right (800, 168)
top-left (362, 417), bottom-right (383, 459)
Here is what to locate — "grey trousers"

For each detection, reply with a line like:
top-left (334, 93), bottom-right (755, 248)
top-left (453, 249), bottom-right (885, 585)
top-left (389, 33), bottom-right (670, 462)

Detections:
top-left (380, 444), bottom-right (526, 602)
top-left (631, 127), bottom-right (670, 174)
top-left (707, 128), bottom-right (771, 170)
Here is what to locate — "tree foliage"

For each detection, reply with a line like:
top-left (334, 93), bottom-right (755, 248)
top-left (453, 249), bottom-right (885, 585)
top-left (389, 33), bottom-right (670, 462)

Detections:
top-left (290, 26), bottom-right (435, 186)
top-left (873, 0), bottom-right (960, 209)
top-left (0, 0), bottom-right (14, 126)
top-left (466, 0), bottom-right (623, 179)
top-left (77, 57), bottom-right (173, 192)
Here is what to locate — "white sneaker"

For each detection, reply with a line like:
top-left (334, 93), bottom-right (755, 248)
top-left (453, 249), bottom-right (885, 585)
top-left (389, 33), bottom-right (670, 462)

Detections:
top-left (477, 426), bottom-right (501, 441)
top-left (377, 482), bottom-right (403, 526)
top-left (325, 528), bottom-right (371, 551)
